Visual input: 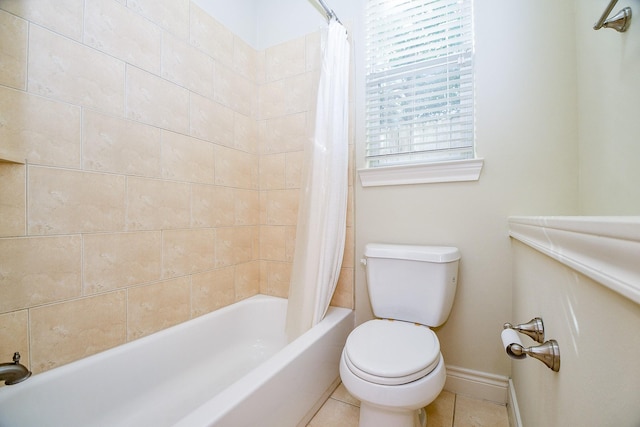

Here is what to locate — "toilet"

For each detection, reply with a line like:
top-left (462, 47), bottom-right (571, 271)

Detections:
top-left (339, 243), bottom-right (460, 427)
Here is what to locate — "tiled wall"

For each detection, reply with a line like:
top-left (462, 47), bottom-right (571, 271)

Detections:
top-left (0, 0), bottom-right (353, 375)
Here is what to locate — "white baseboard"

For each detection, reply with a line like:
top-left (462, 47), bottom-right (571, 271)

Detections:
top-left (444, 365), bottom-right (509, 404)
top-left (507, 379), bottom-right (523, 427)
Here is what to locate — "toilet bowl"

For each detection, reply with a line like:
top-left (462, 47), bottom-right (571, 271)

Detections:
top-left (339, 319), bottom-right (446, 427)
top-left (339, 243), bottom-right (460, 427)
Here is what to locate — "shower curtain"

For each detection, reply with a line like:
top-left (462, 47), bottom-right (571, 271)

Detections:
top-left (285, 19), bottom-right (350, 341)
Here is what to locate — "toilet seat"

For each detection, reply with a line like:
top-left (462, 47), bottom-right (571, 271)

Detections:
top-left (344, 319), bottom-right (440, 386)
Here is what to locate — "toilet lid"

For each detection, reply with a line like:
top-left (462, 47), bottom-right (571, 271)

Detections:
top-left (344, 319), bottom-right (441, 386)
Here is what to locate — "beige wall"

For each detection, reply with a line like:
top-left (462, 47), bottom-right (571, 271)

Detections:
top-left (354, 0), bottom-right (580, 377)
top-left (0, 0), bottom-right (353, 375)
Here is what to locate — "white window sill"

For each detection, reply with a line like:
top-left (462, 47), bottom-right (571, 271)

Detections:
top-left (357, 158), bottom-right (484, 187)
top-left (508, 216), bottom-right (640, 305)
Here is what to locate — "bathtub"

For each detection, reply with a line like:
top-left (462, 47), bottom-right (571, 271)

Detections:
top-left (0, 295), bottom-right (354, 427)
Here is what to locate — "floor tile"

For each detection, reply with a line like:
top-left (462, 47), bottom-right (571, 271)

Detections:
top-left (307, 397), bottom-right (359, 427)
top-left (426, 390), bottom-right (455, 427)
top-left (453, 394), bottom-right (509, 427)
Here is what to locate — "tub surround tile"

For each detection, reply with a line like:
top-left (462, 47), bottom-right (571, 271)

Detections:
top-left (234, 112), bottom-right (259, 153)
top-left (125, 65), bottom-right (190, 134)
top-left (305, 32), bottom-right (321, 72)
top-left (162, 228), bottom-right (215, 278)
top-left (189, 93), bottom-right (235, 147)
top-left (0, 310), bottom-right (29, 368)
top-left (127, 277), bottom-right (190, 340)
top-left (161, 131), bottom-right (215, 184)
top-left (189, 4), bottom-right (234, 66)
top-left (1, 0), bottom-right (84, 41)
top-left (260, 226), bottom-right (287, 262)
top-left (259, 113), bottom-right (307, 154)
top-left (125, 177), bottom-right (191, 231)
top-left (0, 164), bottom-right (26, 237)
top-left (266, 190), bottom-right (299, 226)
top-left (0, 236), bottom-right (82, 312)
top-left (233, 36), bottom-right (258, 82)
top-left (0, 10), bottom-right (27, 90)
top-left (331, 268), bottom-right (354, 310)
top-left (214, 63), bottom-right (256, 117)
top-left (28, 167), bottom-right (126, 235)
top-left (28, 26), bottom-right (125, 116)
top-left (30, 291), bottom-right (126, 374)
top-left (265, 261), bottom-right (291, 298)
top-left (84, 0), bottom-right (161, 75)
top-left (265, 37), bottom-right (306, 82)
top-left (234, 189), bottom-right (260, 226)
top-left (215, 227), bottom-right (254, 268)
top-left (191, 267), bottom-right (235, 316)
top-left (235, 261), bottom-right (260, 300)
top-left (260, 154), bottom-right (286, 190)
top-left (127, 0), bottom-right (189, 40)
top-left (82, 110), bottom-right (161, 178)
top-left (191, 184), bottom-right (235, 228)
top-left (285, 151), bottom-right (304, 189)
top-left (83, 231), bottom-right (162, 295)
top-left (214, 146), bottom-right (258, 189)
top-left (162, 32), bottom-right (214, 96)
top-left (0, 86), bottom-right (81, 168)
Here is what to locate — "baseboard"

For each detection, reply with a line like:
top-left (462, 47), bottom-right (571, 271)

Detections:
top-left (507, 379), bottom-right (523, 427)
top-left (444, 365), bottom-right (509, 404)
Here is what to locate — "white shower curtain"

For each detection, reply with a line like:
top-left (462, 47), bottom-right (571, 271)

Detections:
top-left (285, 19), bottom-right (350, 341)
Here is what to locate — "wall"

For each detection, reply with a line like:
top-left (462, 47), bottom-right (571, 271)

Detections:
top-left (0, 0), bottom-right (353, 375)
top-left (355, 0), bottom-right (579, 380)
top-left (577, 0), bottom-right (640, 215)
top-left (511, 241), bottom-right (640, 426)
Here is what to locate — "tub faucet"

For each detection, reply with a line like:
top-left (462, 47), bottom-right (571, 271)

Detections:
top-left (0, 352), bottom-right (32, 385)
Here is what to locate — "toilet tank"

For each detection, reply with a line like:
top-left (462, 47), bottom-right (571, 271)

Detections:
top-left (364, 243), bottom-right (460, 327)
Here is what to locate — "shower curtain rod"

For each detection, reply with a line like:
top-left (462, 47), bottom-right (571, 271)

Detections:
top-left (316, 0), bottom-right (341, 24)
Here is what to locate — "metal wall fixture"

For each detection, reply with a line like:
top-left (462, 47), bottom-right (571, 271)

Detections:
top-left (502, 318), bottom-right (561, 372)
top-left (594, 0), bottom-right (632, 32)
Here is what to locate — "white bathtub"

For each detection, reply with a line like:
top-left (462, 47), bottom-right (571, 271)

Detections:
top-left (0, 295), bottom-right (354, 427)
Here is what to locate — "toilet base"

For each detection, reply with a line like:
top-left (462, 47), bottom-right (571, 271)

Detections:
top-left (359, 403), bottom-right (426, 427)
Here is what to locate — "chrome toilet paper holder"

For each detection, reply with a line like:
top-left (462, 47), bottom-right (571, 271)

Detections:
top-left (503, 318), bottom-right (561, 372)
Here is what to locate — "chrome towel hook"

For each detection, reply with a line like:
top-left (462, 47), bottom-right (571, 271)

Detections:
top-left (594, 0), bottom-right (632, 32)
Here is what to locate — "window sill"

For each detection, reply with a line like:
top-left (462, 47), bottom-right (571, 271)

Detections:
top-left (357, 158), bottom-right (484, 187)
top-left (508, 216), bottom-right (640, 305)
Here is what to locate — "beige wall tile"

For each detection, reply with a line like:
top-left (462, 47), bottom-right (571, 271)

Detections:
top-left (30, 291), bottom-right (126, 373)
top-left (235, 189), bottom-right (259, 226)
top-left (126, 177), bottom-right (190, 230)
top-left (234, 112), bottom-right (258, 153)
top-left (83, 231), bottom-right (162, 295)
top-left (215, 227), bottom-right (253, 268)
top-left (235, 261), bottom-right (260, 300)
top-left (258, 80), bottom-right (285, 120)
top-left (28, 26), bottom-right (125, 116)
top-left (162, 32), bottom-right (214, 96)
top-left (191, 184), bottom-right (235, 227)
top-left (126, 65), bottom-right (189, 134)
top-left (162, 228), bottom-right (215, 278)
top-left (127, 277), bottom-right (190, 340)
top-left (260, 226), bottom-right (286, 262)
top-left (330, 268), bottom-right (354, 309)
top-left (259, 112), bottom-right (307, 154)
top-left (1, 0), bottom-right (84, 41)
top-left (127, 0), bottom-right (189, 40)
top-left (0, 236), bottom-right (81, 313)
top-left (0, 10), bottom-right (27, 90)
top-left (83, 110), bottom-right (161, 177)
top-left (215, 63), bottom-right (256, 117)
top-left (265, 261), bottom-right (291, 298)
top-left (189, 4), bottom-right (233, 66)
top-left (0, 310), bottom-right (29, 367)
top-left (306, 31), bottom-right (322, 72)
top-left (284, 73), bottom-right (314, 115)
top-left (191, 267), bottom-right (235, 317)
top-left (233, 36), bottom-right (257, 82)
top-left (343, 226), bottom-right (355, 268)
top-left (189, 93), bottom-right (234, 147)
top-left (260, 154), bottom-right (286, 190)
top-left (28, 167), bottom-right (126, 235)
top-left (265, 36), bottom-right (306, 82)
top-left (84, 0), bottom-right (161, 74)
top-left (285, 226), bottom-right (297, 262)
top-left (161, 131), bottom-right (214, 184)
top-left (265, 189), bottom-right (299, 226)
top-left (0, 164), bottom-right (25, 237)
top-left (285, 151), bottom-right (304, 189)
top-left (0, 86), bottom-right (81, 168)
top-left (215, 146), bottom-right (258, 189)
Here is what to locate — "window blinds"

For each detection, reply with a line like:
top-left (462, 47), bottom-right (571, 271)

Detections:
top-left (365, 0), bottom-right (474, 168)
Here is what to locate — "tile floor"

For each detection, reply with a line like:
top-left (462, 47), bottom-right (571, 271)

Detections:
top-left (308, 384), bottom-right (510, 427)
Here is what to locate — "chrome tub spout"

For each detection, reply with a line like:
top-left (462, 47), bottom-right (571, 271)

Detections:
top-left (0, 352), bottom-right (31, 385)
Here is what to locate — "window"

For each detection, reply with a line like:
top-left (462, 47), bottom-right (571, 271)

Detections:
top-left (360, 0), bottom-right (481, 186)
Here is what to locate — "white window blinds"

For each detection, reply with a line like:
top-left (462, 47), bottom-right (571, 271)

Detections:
top-left (365, 0), bottom-right (475, 168)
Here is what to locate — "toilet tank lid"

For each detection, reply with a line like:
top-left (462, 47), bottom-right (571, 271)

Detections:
top-left (364, 243), bottom-right (460, 263)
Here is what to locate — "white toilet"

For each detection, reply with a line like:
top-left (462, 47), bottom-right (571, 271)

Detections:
top-left (339, 243), bottom-right (460, 427)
